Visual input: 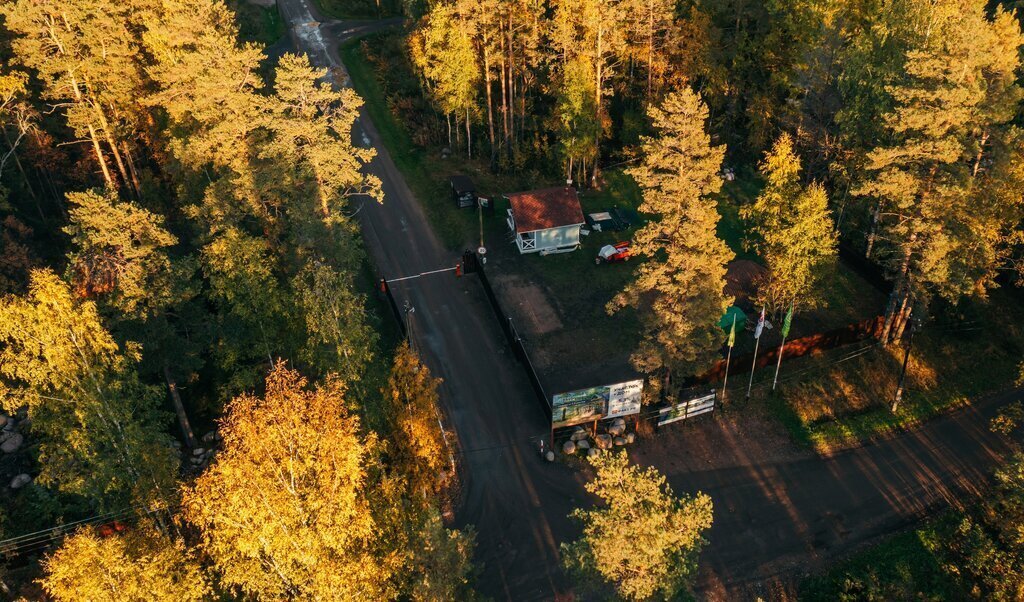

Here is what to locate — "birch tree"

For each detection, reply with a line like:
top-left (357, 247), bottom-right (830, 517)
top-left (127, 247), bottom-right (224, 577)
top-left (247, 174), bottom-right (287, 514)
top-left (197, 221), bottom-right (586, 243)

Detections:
top-left (742, 134), bottom-right (837, 313)
top-left (0, 269), bottom-right (177, 510)
top-left (41, 523), bottom-right (210, 602)
top-left (562, 452), bottom-right (713, 600)
top-left (183, 365), bottom-right (399, 599)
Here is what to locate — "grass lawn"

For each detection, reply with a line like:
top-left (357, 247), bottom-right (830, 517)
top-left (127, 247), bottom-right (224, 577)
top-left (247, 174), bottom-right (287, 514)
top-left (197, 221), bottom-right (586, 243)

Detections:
top-left (340, 30), bottom-right (890, 394)
top-left (231, 0), bottom-right (285, 45)
top-left (799, 515), bottom-right (967, 601)
top-left (752, 286), bottom-right (1024, 452)
top-left (314, 0), bottom-right (398, 19)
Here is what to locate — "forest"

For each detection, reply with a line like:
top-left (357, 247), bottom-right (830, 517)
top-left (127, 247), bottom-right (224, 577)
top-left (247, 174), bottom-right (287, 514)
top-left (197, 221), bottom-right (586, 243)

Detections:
top-left (0, 0), bottom-right (1022, 599)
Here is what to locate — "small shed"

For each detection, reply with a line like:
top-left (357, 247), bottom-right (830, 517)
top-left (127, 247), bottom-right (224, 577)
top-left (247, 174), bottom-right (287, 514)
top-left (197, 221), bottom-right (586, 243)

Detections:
top-left (450, 175), bottom-right (476, 209)
top-left (505, 187), bottom-right (586, 255)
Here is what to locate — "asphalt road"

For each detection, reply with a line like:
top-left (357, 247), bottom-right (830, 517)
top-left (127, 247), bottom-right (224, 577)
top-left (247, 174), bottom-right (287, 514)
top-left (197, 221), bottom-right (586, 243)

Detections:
top-left (276, 5), bottom-right (1022, 600)
top-left (278, 3), bottom-right (583, 599)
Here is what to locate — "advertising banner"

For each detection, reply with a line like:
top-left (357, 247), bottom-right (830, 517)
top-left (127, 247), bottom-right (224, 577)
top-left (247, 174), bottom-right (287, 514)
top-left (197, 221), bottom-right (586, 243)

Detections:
top-left (604, 380), bottom-right (644, 419)
top-left (552, 380), bottom-right (644, 428)
top-left (657, 392), bottom-right (716, 427)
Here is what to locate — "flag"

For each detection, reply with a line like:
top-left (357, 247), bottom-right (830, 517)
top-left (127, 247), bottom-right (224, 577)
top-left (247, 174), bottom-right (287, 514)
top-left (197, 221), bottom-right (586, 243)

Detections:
top-left (781, 304), bottom-right (793, 338)
top-left (754, 307), bottom-right (765, 339)
top-left (728, 314), bottom-right (736, 348)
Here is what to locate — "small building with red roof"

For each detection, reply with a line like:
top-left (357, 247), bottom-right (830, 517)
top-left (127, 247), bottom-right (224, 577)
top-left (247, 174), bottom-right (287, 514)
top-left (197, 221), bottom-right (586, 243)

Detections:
top-left (504, 186), bottom-right (586, 255)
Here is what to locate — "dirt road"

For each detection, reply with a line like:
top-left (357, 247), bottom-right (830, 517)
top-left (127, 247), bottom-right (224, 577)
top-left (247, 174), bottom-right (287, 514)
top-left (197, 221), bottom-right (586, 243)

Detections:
top-left (277, 5), bottom-right (1021, 600)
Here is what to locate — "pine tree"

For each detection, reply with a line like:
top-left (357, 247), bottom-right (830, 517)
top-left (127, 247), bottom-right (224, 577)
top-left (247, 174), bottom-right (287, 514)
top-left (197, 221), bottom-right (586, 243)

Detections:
top-left (742, 134), bottom-right (837, 313)
top-left (3, 0), bottom-right (150, 192)
top-left (41, 522), bottom-right (210, 602)
top-left (64, 189), bottom-right (178, 318)
top-left (610, 89), bottom-right (733, 378)
top-left (853, 1), bottom-right (1024, 342)
top-left (269, 54), bottom-right (383, 220)
top-left (562, 452), bottom-right (713, 600)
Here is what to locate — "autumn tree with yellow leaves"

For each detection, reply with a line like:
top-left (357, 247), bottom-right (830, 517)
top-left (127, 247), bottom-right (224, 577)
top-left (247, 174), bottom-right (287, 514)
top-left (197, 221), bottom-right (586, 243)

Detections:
top-left (562, 452), bottom-right (713, 600)
top-left (0, 269), bottom-right (177, 510)
top-left (183, 364), bottom-right (476, 600)
top-left (742, 134), bottom-right (837, 314)
top-left (384, 342), bottom-right (450, 499)
top-left (40, 522), bottom-right (210, 602)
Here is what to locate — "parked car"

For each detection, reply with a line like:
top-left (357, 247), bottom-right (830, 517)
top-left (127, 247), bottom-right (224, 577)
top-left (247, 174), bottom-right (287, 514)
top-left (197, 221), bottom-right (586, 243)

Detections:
top-left (596, 241), bottom-right (631, 264)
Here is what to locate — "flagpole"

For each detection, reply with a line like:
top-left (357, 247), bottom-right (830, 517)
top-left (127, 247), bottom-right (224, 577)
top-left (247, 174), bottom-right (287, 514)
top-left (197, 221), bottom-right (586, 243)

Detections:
top-left (746, 308), bottom-right (764, 400)
top-left (746, 335), bottom-right (760, 399)
top-left (722, 314), bottom-right (736, 402)
top-left (771, 335), bottom-right (787, 392)
top-left (772, 303), bottom-right (794, 392)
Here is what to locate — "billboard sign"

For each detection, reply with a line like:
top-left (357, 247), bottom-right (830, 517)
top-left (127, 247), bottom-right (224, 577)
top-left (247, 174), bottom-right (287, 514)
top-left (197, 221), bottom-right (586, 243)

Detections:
top-left (605, 380), bottom-right (644, 419)
top-left (552, 380), bottom-right (644, 428)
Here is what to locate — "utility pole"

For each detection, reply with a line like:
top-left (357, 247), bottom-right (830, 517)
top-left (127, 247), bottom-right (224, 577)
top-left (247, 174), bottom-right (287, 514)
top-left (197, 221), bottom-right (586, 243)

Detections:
top-left (892, 309), bottom-right (918, 413)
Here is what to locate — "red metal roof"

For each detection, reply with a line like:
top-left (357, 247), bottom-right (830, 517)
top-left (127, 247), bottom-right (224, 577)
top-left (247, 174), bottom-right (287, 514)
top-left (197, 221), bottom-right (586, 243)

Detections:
top-left (506, 187), bottom-right (585, 234)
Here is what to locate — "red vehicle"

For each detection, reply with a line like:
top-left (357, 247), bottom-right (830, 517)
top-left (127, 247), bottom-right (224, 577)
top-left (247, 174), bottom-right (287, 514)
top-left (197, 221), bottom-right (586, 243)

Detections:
top-left (595, 241), bottom-right (631, 265)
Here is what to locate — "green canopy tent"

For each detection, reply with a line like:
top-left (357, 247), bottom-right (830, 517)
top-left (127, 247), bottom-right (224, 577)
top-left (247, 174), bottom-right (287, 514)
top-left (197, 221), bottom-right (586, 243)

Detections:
top-left (718, 306), bottom-right (746, 333)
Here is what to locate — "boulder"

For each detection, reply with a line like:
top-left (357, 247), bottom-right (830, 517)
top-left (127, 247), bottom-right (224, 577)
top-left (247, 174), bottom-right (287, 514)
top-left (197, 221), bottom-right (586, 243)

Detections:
top-left (544, 450), bottom-right (555, 462)
top-left (1, 432), bottom-right (23, 454)
top-left (587, 448), bottom-right (600, 458)
top-left (595, 434), bottom-right (613, 450)
top-left (607, 423), bottom-right (626, 436)
top-left (9, 473), bottom-right (31, 490)
top-left (202, 431), bottom-right (218, 444)
top-left (562, 440), bottom-right (576, 455)
top-left (576, 439), bottom-right (590, 451)
top-left (192, 447), bottom-right (206, 457)
top-left (613, 436), bottom-right (627, 447)
top-left (190, 457), bottom-right (204, 465)
top-left (570, 427), bottom-right (588, 442)
top-left (625, 432), bottom-right (636, 444)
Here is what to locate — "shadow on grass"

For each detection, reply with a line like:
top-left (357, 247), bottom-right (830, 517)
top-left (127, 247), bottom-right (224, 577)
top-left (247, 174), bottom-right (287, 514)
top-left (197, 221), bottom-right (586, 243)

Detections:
top-left (799, 515), bottom-right (965, 601)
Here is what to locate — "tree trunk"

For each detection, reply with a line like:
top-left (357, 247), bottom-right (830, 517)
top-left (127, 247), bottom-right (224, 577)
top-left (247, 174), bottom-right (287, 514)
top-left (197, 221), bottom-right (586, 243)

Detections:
top-left (865, 202), bottom-right (881, 258)
top-left (122, 140), bottom-right (143, 195)
top-left (880, 237), bottom-right (915, 343)
top-left (446, 112), bottom-right (452, 148)
top-left (972, 130), bottom-right (989, 178)
top-left (466, 108), bottom-right (472, 159)
top-left (91, 100), bottom-right (132, 194)
top-left (164, 363), bottom-right (197, 448)
top-left (507, 15), bottom-right (516, 160)
top-left (592, 23), bottom-right (604, 187)
top-left (483, 37), bottom-right (497, 168)
top-left (499, 36), bottom-right (510, 162)
top-left (891, 295), bottom-right (913, 343)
